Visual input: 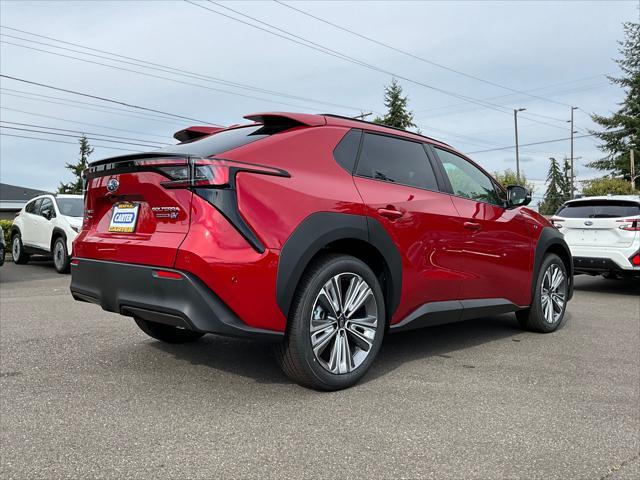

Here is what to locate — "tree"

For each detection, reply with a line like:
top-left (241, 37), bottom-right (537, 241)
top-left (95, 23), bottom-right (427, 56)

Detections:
top-left (539, 157), bottom-right (568, 215)
top-left (58, 135), bottom-right (93, 194)
top-left (581, 177), bottom-right (635, 196)
top-left (587, 22), bottom-right (639, 187)
top-left (493, 168), bottom-right (536, 193)
top-left (373, 78), bottom-right (417, 131)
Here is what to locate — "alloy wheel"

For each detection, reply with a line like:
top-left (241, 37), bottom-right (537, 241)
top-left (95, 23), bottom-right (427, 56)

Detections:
top-left (12, 237), bottom-right (20, 261)
top-left (541, 264), bottom-right (566, 324)
top-left (310, 272), bottom-right (378, 374)
top-left (53, 241), bottom-right (65, 270)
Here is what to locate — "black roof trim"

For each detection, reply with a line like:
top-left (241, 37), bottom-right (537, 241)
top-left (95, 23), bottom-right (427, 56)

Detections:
top-left (323, 114), bottom-right (451, 147)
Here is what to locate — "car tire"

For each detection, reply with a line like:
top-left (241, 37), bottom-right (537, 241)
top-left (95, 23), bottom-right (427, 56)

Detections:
top-left (11, 234), bottom-right (30, 264)
top-left (53, 237), bottom-right (71, 274)
top-left (275, 254), bottom-right (386, 391)
top-left (133, 317), bottom-right (205, 343)
top-left (517, 253), bottom-right (569, 333)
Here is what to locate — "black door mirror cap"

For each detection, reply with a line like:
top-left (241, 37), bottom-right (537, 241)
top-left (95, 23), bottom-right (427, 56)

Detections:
top-left (506, 185), bottom-right (532, 208)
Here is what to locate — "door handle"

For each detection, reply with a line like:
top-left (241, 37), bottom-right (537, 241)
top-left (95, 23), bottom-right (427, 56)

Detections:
top-left (463, 221), bottom-right (482, 231)
top-left (377, 207), bottom-right (403, 220)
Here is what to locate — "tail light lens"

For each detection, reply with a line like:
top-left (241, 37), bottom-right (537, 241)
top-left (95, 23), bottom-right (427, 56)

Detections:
top-left (617, 218), bottom-right (640, 231)
top-left (551, 217), bottom-right (564, 229)
top-left (631, 252), bottom-right (640, 266)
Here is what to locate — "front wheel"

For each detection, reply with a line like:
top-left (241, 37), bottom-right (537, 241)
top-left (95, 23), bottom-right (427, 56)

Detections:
top-left (53, 237), bottom-right (70, 274)
top-left (11, 234), bottom-right (30, 264)
top-left (275, 254), bottom-right (386, 391)
top-left (517, 253), bottom-right (568, 333)
top-left (134, 317), bottom-right (205, 343)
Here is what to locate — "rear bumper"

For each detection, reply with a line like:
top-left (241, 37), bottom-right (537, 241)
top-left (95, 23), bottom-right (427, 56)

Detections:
top-left (70, 258), bottom-right (284, 342)
top-left (569, 244), bottom-right (638, 273)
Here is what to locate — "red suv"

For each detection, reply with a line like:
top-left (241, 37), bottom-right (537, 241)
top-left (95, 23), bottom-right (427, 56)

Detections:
top-left (71, 112), bottom-right (573, 390)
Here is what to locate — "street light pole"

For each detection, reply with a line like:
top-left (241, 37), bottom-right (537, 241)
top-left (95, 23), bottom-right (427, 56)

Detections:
top-left (514, 108), bottom-right (526, 183)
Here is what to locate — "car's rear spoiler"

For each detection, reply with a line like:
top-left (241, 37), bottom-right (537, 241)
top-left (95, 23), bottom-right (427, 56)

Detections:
top-left (244, 112), bottom-right (326, 127)
top-left (173, 126), bottom-right (226, 142)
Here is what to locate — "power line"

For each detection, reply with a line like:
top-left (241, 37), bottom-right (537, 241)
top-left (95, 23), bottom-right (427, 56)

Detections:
top-left (0, 40), bottom-right (336, 113)
top-left (0, 89), bottom-right (187, 126)
top-left (465, 132), bottom-right (600, 154)
top-left (0, 133), bottom-right (145, 152)
top-left (0, 126), bottom-right (163, 148)
top-left (188, 1), bottom-right (574, 133)
top-left (0, 106), bottom-right (170, 139)
top-left (274, 0), bottom-right (573, 109)
top-left (0, 25), bottom-right (368, 113)
top-left (0, 74), bottom-right (219, 125)
top-left (187, 1), bottom-right (517, 115)
top-left (0, 121), bottom-right (170, 145)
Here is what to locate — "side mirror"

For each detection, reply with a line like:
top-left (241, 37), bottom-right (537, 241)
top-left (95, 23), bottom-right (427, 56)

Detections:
top-left (506, 185), bottom-right (531, 207)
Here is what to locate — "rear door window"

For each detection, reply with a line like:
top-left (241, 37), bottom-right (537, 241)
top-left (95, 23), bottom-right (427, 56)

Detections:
top-left (557, 200), bottom-right (640, 218)
top-left (39, 198), bottom-right (55, 219)
top-left (355, 133), bottom-right (438, 190)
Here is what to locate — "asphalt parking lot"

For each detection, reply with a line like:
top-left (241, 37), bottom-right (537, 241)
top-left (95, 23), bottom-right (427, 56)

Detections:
top-left (0, 260), bottom-right (638, 479)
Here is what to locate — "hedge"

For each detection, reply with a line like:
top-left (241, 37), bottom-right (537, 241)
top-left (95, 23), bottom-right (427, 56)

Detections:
top-left (0, 219), bottom-right (12, 253)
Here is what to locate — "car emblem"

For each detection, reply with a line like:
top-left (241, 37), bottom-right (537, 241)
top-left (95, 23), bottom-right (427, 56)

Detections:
top-left (107, 178), bottom-right (119, 193)
top-left (584, 220), bottom-right (593, 226)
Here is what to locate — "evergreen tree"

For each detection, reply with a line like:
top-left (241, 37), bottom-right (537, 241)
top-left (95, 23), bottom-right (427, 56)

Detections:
top-left (587, 22), bottom-right (639, 187)
top-left (373, 78), bottom-right (417, 131)
top-left (58, 135), bottom-right (93, 194)
top-left (539, 157), bottom-right (568, 215)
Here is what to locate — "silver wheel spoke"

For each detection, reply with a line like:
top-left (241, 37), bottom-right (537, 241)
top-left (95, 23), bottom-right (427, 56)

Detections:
top-left (312, 324), bottom-right (338, 357)
top-left (344, 280), bottom-right (372, 319)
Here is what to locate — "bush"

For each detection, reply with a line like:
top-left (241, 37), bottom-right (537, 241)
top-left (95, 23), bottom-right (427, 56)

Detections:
top-left (581, 177), bottom-right (635, 196)
top-left (0, 219), bottom-right (13, 253)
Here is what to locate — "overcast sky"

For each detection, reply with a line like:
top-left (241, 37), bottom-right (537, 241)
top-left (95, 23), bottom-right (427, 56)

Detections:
top-left (1, 0), bottom-right (638, 201)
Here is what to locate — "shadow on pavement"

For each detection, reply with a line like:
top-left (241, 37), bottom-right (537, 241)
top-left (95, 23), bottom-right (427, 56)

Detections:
top-left (150, 313), bottom-right (524, 387)
top-left (573, 275), bottom-right (640, 296)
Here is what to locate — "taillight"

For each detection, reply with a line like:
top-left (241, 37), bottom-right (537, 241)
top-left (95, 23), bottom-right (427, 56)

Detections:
top-left (617, 218), bottom-right (640, 231)
top-left (551, 217), bottom-right (564, 229)
top-left (630, 252), bottom-right (640, 266)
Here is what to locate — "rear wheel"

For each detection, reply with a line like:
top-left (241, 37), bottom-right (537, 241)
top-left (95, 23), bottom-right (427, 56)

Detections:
top-left (276, 254), bottom-right (385, 391)
top-left (11, 234), bottom-right (30, 264)
top-left (517, 253), bottom-right (568, 333)
top-left (53, 237), bottom-right (70, 274)
top-left (134, 317), bottom-right (205, 343)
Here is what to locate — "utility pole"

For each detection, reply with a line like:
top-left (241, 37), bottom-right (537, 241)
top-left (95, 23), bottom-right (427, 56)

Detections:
top-left (567, 106), bottom-right (578, 198)
top-left (514, 108), bottom-right (526, 183)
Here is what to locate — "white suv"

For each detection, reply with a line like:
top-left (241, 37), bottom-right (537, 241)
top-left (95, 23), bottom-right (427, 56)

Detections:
top-left (552, 195), bottom-right (640, 278)
top-left (10, 194), bottom-right (83, 273)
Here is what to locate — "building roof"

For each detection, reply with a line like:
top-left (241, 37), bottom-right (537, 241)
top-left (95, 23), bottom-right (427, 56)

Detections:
top-left (0, 183), bottom-right (51, 205)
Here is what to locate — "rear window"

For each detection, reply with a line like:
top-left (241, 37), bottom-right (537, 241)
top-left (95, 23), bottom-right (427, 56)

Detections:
top-left (56, 198), bottom-right (84, 217)
top-left (557, 200), bottom-right (640, 218)
top-left (158, 125), bottom-right (279, 157)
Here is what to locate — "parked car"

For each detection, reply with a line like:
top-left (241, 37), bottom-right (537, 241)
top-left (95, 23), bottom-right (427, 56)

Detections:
top-left (11, 194), bottom-right (83, 273)
top-left (552, 195), bottom-right (640, 278)
top-left (70, 112), bottom-right (573, 390)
